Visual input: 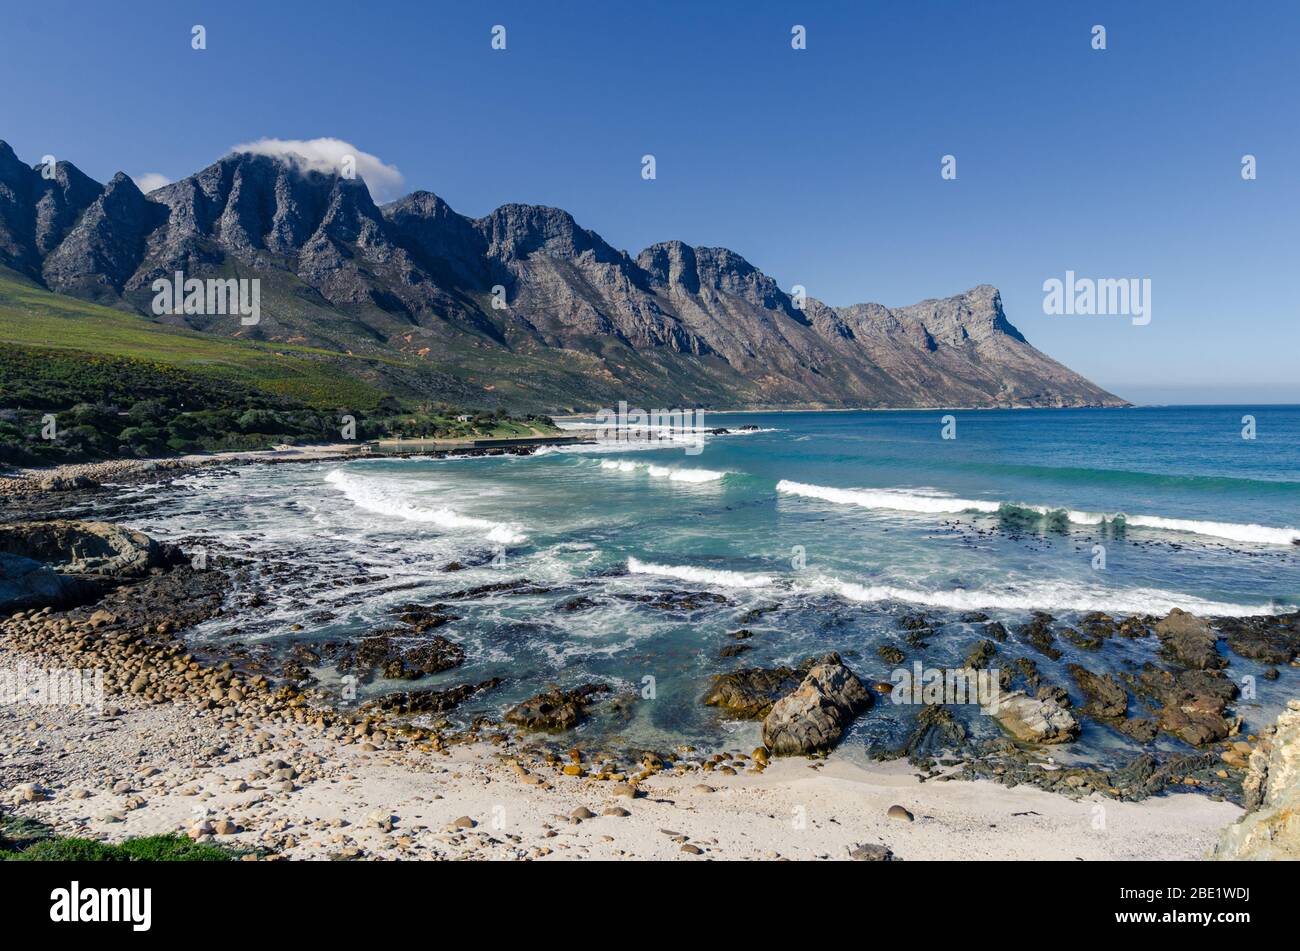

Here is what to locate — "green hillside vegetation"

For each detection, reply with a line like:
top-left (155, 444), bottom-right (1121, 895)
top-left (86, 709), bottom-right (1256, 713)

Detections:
top-left (0, 273), bottom-right (557, 466)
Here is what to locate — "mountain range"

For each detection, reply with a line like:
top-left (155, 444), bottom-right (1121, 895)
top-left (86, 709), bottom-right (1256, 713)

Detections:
top-left (0, 140), bottom-right (1124, 412)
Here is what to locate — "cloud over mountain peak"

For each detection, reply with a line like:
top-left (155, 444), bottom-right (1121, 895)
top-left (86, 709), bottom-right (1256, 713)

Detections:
top-left (228, 137), bottom-right (404, 201)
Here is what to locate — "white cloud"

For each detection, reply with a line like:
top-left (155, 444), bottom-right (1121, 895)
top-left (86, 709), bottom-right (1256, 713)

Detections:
top-left (133, 172), bottom-right (171, 193)
top-left (228, 137), bottom-right (405, 202)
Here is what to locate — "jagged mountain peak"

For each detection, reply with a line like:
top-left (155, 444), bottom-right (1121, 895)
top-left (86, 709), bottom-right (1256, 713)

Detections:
top-left (474, 202), bottom-right (624, 265)
top-left (0, 138), bottom-right (1124, 409)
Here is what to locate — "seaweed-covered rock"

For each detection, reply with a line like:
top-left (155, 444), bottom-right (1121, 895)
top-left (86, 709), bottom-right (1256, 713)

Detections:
top-left (1016, 612), bottom-right (1062, 660)
top-left (361, 678), bottom-right (502, 717)
top-left (964, 639), bottom-right (998, 670)
top-left (504, 683), bottom-right (611, 731)
top-left (877, 644), bottom-right (906, 666)
top-left (1155, 609), bottom-right (1225, 670)
top-left (338, 632), bottom-right (466, 680)
top-left (703, 659), bottom-right (816, 719)
top-left (1129, 666), bottom-right (1238, 746)
top-left (1216, 613), bottom-right (1299, 665)
top-left (1068, 664), bottom-right (1128, 719)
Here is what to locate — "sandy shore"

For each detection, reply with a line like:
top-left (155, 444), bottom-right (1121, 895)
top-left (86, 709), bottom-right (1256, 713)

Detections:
top-left (1, 654), bottom-right (1238, 861)
top-left (0, 454), bottom-right (1267, 861)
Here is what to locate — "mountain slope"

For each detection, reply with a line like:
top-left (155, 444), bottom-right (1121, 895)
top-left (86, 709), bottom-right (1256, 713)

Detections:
top-left (0, 140), bottom-right (1125, 411)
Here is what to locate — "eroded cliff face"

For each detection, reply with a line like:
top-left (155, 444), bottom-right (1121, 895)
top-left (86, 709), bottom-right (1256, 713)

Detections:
top-left (1215, 699), bottom-right (1300, 860)
top-left (0, 141), bottom-right (1125, 410)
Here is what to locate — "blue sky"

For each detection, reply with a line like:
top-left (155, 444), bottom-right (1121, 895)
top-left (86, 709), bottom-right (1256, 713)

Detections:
top-left (2, 0), bottom-right (1296, 403)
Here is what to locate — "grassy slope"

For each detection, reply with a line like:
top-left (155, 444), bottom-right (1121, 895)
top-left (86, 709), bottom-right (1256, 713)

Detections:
top-left (0, 270), bottom-right (745, 415)
top-left (0, 270), bottom-right (388, 409)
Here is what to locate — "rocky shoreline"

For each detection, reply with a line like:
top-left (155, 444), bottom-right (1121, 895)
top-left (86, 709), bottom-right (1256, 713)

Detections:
top-left (2, 497), bottom-right (1297, 858)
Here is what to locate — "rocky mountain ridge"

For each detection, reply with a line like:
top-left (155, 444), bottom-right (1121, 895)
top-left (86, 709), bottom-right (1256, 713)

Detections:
top-left (0, 141), bottom-right (1125, 411)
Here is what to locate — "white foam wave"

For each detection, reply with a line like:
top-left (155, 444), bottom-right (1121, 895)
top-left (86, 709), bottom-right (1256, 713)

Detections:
top-left (776, 481), bottom-right (1300, 546)
top-left (324, 469), bottom-right (527, 544)
top-left (626, 557), bottom-right (773, 589)
top-left (776, 480), bottom-right (999, 513)
top-left (811, 576), bottom-right (1274, 617)
top-left (598, 460), bottom-right (728, 483)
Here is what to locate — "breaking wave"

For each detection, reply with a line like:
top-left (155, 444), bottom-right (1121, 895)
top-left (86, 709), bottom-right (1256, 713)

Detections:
top-left (626, 556), bottom-right (774, 588)
top-left (775, 480), bottom-right (1300, 546)
top-left (599, 460), bottom-right (728, 483)
top-left (810, 577), bottom-right (1277, 617)
top-left (324, 469), bottom-right (527, 544)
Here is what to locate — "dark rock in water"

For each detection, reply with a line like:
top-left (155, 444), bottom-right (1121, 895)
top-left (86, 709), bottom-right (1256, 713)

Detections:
top-left (885, 703), bottom-right (968, 765)
top-left (762, 653), bottom-right (872, 756)
top-left (1154, 609), bottom-right (1225, 670)
top-left (898, 612), bottom-right (931, 631)
top-left (719, 643), bottom-right (751, 658)
top-left (902, 628), bottom-right (932, 648)
top-left (1126, 665), bottom-right (1238, 746)
top-left (362, 677), bottom-right (502, 716)
top-left (1036, 684), bottom-right (1071, 707)
top-left (1079, 611), bottom-right (1119, 639)
top-left (1003, 656), bottom-right (1040, 694)
top-left (964, 639), bottom-right (998, 670)
top-left (1119, 718), bottom-right (1159, 743)
top-left (729, 628), bottom-right (754, 640)
top-left (617, 589), bottom-right (731, 612)
top-left (983, 620), bottom-right (1008, 641)
top-left (337, 632), bottom-right (466, 680)
top-left (848, 843), bottom-right (895, 861)
top-left (1068, 664), bottom-right (1128, 719)
top-left (1061, 627), bottom-right (1103, 650)
top-left (703, 663), bottom-right (811, 719)
top-left (504, 683), bottom-right (612, 731)
top-left (440, 561), bottom-right (467, 572)
top-left (959, 611), bottom-right (990, 623)
top-left (1215, 612), bottom-right (1299, 665)
top-left (1016, 613), bottom-right (1062, 661)
top-left (877, 644), bottom-right (906, 666)
top-left (1116, 615), bottom-right (1156, 638)
top-left (390, 604), bottom-right (459, 632)
top-left (439, 578), bottom-right (555, 600)
top-left (557, 595), bottom-right (598, 613)
top-left (736, 604), bottom-right (780, 624)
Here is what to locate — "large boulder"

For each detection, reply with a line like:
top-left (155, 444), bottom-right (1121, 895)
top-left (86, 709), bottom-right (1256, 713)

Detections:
top-left (0, 520), bottom-right (182, 611)
top-left (0, 552), bottom-right (83, 611)
top-left (984, 689), bottom-right (1079, 744)
top-left (704, 662), bottom-right (812, 720)
top-left (0, 520), bottom-right (181, 579)
top-left (1216, 699), bottom-right (1300, 860)
top-left (761, 653), bottom-right (872, 756)
top-left (1155, 609), bottom-right (1225, 670)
